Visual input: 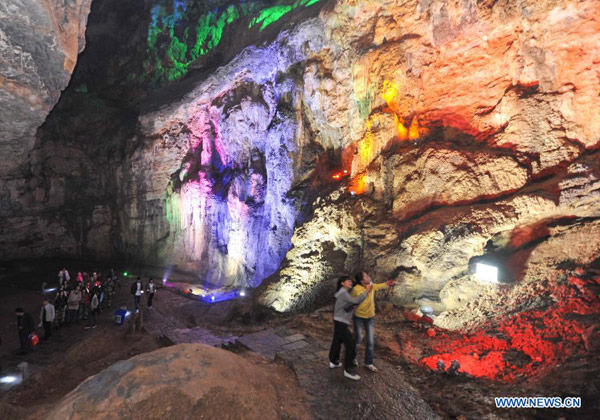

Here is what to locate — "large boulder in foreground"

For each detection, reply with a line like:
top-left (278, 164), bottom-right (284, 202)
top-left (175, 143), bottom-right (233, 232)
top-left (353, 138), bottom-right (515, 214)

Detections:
top-left (46, 344), bottom-right (308, 420)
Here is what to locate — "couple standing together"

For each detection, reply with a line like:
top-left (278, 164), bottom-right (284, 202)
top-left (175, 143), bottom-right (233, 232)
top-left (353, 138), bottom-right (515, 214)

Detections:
top-left (329, 271), bottom-right (395, 380)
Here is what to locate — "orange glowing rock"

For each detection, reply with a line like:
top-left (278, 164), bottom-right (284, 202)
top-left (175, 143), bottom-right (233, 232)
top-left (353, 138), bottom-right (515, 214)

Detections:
top-left (382, 79), bottom-right (398, 108)
top-left (408, 116), bottom-right (420, 140)
top-left (395, 114), bottom-right (408, 140)
top-left (348, 173), bottom-right (367, 195)
top-left (358, 131), bottom-right (374, 164)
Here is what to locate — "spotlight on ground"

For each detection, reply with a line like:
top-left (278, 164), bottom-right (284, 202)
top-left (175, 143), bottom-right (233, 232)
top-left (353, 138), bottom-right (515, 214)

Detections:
top-left (475, 262), bottom-right (498, 283)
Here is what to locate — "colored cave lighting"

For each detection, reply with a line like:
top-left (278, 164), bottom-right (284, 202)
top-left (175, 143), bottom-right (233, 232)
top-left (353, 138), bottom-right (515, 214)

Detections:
top-left (248, 0), bottom-right (322, 32)
top-left (475, 262), bottom-right (499, 283)
top-left (356, 117), bottom-right (376, 167)
top-left (162, 277), bottom-right (249, 304)
top-left (380, 79), bottom-right (428, 141)
top-left (408, 117), bottom-right (421, 140)
top-left (394, 113), bottom-right (423, 141)
top-left (421, 269), bottom-right (600, 381)
top-left (145, 0), bottom-right (323, 85)
top-left (382, 79), bottom-right (399, 108)
top-left (395, 114), bottom-right (409, 140)
top-left (348, 173), bottom-right (367, 195)
top-left (332, 169), bottom-right (350, 180)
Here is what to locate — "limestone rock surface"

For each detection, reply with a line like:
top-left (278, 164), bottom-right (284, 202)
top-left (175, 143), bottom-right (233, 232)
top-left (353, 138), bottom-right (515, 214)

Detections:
top-left (0, 0), bottom-right (599, 326)
top-left (0, 0), bottom-right (91, 177)
top-left (259, 0), bottom-right (600, 321)
top-left (46, 343), bottom-right (308, 420)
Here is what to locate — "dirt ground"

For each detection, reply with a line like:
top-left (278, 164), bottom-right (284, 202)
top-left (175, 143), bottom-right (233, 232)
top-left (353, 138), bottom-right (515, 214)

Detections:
top-left (1, 259), bottom-right (599, 419)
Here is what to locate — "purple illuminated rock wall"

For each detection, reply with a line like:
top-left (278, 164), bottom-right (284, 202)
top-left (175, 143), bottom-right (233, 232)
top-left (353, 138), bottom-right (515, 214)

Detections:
top-left (116, 21), bottom-right (330, 287)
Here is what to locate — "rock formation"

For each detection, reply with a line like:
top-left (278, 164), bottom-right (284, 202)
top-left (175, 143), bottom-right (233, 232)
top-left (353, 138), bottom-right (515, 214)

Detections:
top-left (0, 0), bottom-right (92, 177)
top-left (1, 0), bottom-right (599, 328)
top-left (46, 343), bottom-right (308, 419)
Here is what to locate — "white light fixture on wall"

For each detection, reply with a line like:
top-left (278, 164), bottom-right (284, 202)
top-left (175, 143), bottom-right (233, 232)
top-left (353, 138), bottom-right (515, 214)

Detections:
top-left (475, 262), bottom-right (499, 283)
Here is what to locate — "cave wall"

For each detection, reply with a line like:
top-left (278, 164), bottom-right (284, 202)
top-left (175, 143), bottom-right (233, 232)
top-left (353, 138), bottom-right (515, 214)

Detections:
top-left (118, 22), bottom-right (325, 286)
top-left (259, 0), bottom-right (600, 316)
top-left (1, 0), bottom-right (599, 320)
top-left (0, 0), bottom-right (92, 257)
top-left (0, 0), bottom-right (92, 177)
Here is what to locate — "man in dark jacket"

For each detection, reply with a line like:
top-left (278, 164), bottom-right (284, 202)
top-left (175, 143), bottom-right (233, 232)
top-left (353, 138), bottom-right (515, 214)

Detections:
top-left (15, 308), bottom-right (35, 354)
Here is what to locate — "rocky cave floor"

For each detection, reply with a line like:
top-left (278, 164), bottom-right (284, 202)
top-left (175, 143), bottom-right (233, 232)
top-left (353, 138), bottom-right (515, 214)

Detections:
top-left (1, 260), bottom-right (599, 419)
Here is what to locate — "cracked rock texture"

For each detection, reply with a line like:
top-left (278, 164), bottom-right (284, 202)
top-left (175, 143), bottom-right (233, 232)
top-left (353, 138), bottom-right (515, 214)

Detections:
top-left (0, 0), bottom-right (91, 177)
top-left (1, 0), bottom-right (599, 326)
top-left (259, 0), bottom-right (600, 322)
top-left (46, 344), bottom-right (308, 420)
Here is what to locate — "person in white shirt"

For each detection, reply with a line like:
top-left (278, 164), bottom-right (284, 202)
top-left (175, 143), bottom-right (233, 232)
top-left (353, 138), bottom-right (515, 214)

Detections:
top-left (39, 297), bottom-right (55, 340)
top-left (146, 278), bottom-right (156, 309)
top-left (130, 277), bottom-right (144, 312)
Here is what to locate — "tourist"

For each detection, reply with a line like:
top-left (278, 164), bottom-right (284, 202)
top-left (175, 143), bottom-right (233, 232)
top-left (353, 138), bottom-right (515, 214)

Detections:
top-left (329, 275), bottom-right (371, 381)
top-left (131, 277), bottom-right (143, 312)
top-left (82, 282), bottom-right (91, 320)
top-left (54, 288), bottom-right (68, 327)
top-left (94, 276), bottom-right (104, 310)
top-left (104, 276), bottom-right (114, 308)
top-left (58, 268), bottom-right (71, 286)
top-left (67, 285), bottom-right (82, 324)
top-left (58, 268), bottom-right (70, 287)
top-left (85, 292), bottom-right (99, 329)
top-left (146, 278), bottom-right (156, 309)
top-left (38, 297), bottom-right (55, 340)
top-left (351, 271), bottom-right (395, 372)
top-left (110, 268), bottom-right (120, 287)
top-left (15, 308), bottom-right (35, 354)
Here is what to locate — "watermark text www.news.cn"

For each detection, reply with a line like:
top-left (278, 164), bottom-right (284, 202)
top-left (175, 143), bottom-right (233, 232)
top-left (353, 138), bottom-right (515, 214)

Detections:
top-left (495, 397), bottom-right (581, 409)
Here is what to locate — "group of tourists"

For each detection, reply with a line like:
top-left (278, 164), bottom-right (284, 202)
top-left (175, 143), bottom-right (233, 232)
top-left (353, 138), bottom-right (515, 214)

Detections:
top-left (54, 267), bottom-right (118, 329)
top-left (329, 271), bottom-right (395, 381)
top-left (13, 267), bottom-right (120, 354)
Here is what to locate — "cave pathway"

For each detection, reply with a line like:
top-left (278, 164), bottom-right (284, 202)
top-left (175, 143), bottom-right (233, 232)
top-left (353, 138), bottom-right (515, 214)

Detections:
top-left (144, 289), bottom-right (438, 420)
